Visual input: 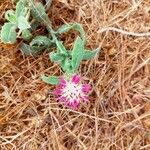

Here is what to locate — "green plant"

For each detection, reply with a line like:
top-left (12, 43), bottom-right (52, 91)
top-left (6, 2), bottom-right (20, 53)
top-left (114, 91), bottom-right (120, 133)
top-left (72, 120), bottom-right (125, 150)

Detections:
top-left (0, 0), bottom-right (100, 109)
top-left (1, 0), bottom-right (99, 74)
top-left (1, 0), bottom-right (31, 43)
top-left (1, 0), bottom-right (100, 77)
top-left (42, 34), bottom-right (100, 84)
top-left (1, 0), bottom-right (100, 75)
top-left (0, 0), bottom-right (52, 55)
top-left (1, 0), bottom-right (100, 57)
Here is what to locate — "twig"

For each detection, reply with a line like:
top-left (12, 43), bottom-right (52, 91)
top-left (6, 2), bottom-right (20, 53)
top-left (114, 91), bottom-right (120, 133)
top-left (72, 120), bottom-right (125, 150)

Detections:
top-left (99, 27), bottom-right (150, 37)
top-left (49, 107), bottom-right (115, 123)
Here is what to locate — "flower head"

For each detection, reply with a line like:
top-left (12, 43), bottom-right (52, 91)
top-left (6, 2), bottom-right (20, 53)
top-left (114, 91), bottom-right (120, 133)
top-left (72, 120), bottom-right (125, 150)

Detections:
top-left (54, 74), bottom-right (91, 109)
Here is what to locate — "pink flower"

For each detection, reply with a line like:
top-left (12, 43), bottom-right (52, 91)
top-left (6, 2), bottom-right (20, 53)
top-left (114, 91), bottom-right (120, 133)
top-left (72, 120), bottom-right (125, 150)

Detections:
top-left (54, 74), bottom-right (91, 109)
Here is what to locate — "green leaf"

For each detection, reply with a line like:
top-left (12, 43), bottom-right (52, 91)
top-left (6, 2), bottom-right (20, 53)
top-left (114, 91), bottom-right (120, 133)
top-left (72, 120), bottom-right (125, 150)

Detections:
top-left (5, 10), bottom-right (17, 23)
top-left (20, 36), bottom-right (52, 55)
top-left (57, 23), bottom-right (86, 43)
top-left (30, 36), bottom-right (52, 49)
top-left (83, 48), bottom-right (100, 60)
top-left (19, 43), bottom-right (44, 56)
top-left (55, 40), bottom-right (68, 55)
top-left (41, 75), bottom-right (59, 85)
top-left (16, 0), bottom-right (27, 18)
top-left (50, 53), bottom-right (65, 62)
top-left (61, 58), bottom-right (72, 72)
top-left (0, 23), bottom-right (17, 44)
top-left (31, 20), bottom-right (40, 30)
top-left (71, 36), bottom-right (84, 72)
top-left (21, 29), bottom-right (33, 41)
top-left (30, 2), bottom-right (48, 22)
top-left (18, 16), bottom-right (31, 30)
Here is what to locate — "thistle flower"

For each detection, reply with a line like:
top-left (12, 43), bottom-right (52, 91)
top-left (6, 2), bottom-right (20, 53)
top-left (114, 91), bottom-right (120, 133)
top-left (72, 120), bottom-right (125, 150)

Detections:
top-left (54, 74), bottom-right (91, 109)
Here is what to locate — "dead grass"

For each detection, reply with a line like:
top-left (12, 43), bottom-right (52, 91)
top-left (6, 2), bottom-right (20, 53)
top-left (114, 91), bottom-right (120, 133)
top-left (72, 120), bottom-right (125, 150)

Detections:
top-left (0, 0), bottom-right (150, 149)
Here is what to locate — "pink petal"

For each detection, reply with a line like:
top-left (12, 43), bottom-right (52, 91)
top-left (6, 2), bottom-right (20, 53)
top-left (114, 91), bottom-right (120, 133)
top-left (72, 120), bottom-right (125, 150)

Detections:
top-left (64, 99), bottom-right (79, 109)
top-left (58, 96), bottom-right (66, 102)
top-left (74, 100), bottom-right (80, 107)
top-left (59, 78), bottom-right (67, 86)
top-left (70, 100), bottom-right (79, 109)
top-left (71, 74), bottom-right (80, 84)
top-left (82, 95), bottom-right (89, 102)
top-left (82, 84), bottom-right (91, 93)
top-left (54, 89), bottom-right (62, 96)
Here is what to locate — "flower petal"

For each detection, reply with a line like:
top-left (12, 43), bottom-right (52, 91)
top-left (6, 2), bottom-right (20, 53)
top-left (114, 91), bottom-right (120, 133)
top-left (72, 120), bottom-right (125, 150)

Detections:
top-left (82, 84), bottom-right (91, 93)
top-left (54, 88), bottom-right (62, 96)
top-left (58, 96), bottom-right (66, 102)
top-left (82, 95), bottom-right (89, 102)
top-left (69, 99), bottom-right (79, 109)
top-left (59, 78), bottom-right (67, 86)
top-left (54, 74), bottom-right (91, 109)
top-left (71, 74), bottom-right (80, 84)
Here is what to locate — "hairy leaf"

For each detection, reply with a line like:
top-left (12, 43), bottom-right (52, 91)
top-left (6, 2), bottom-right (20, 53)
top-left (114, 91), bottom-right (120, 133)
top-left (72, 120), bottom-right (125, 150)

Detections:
top-left (50, 53), bottom-right (65, 62)
top-left (19, 43), bottom-right (44, 56)
top-left (5, 10), bottom-right (16, 23)
top-left (31, 20), bottom-right (40, 30)
top-left (0, 23), bottom-right (17, 44)
top-left (83, 48), bottom-right (100, 60)
top-left (18, 16), bottom-right (31, 30)
top-left (57, 23), bottom-right (86, 43)
top-left (71, 36), bottom-right (84, 72)
top-left (30, 2), bottom-right (48, 22)
top-left (16, 0), bottom-right (27, 18)
top-left (30, 36), bottom-right (52, 49)
top-left (61, 58), bottom-right (72, 72)
top-left (21, 29), bottom-right (33, 41)
top-left (41, 75), bottom-right (59, 85)
top-left (55, 40), bottom-right (68, 55)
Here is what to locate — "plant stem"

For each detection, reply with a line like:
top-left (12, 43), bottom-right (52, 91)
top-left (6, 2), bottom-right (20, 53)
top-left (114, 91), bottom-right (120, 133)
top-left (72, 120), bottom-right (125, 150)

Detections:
top-left (29, 0), bottom-right (58, 42)
top-left (46, 22), bottom-right (57, 42)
